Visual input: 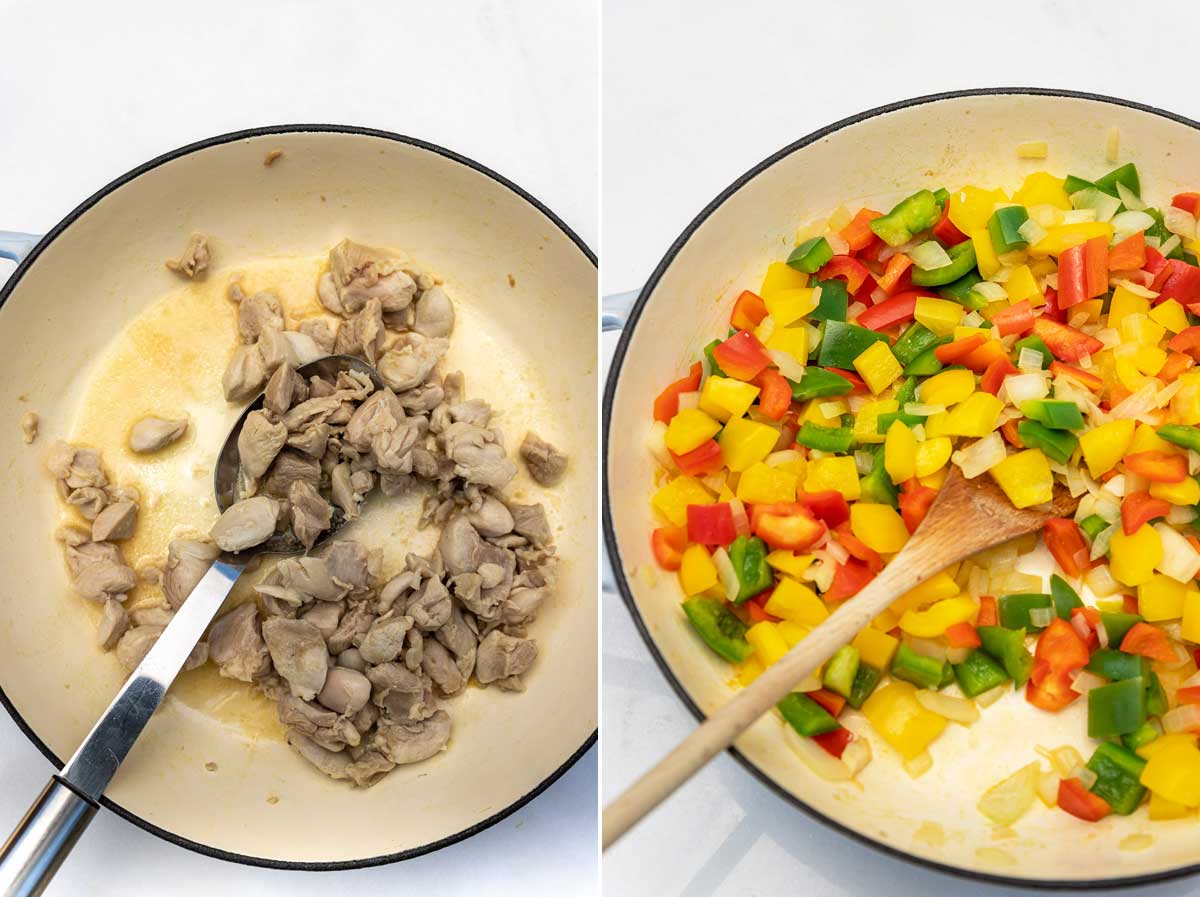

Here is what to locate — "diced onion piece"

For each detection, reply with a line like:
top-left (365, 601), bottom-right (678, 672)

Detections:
top-left (646, 421), bottom-right (675, 469)
top-left (1153, 522), bottom-right (1200, 582)
top-left (755, 314), bottom-right (777, 344)
top-left (1071, 188), bottom-right (1122, 223)
top-left (904, 752), bottom-right (933, 780)
top-left (1002, 572), bottom-right (1045, 593)
top-left (870, 287), bottom-right (888, 305)
top-left (813, 557), bottom-right (835, 593)
top-left (1115, 278), bottom-right (1158, 299)
top-left (916, 690), bottom-right (980, 725)
top-left (1037, 745), bottom-right (1085, 778)
top-left (1015, 347), bottom-right (1045, 372)
top-left (766, 450), bottom-right (802, 468)
top-left (826, 233), bottom-right (850, 256)
top-left (1168, 504), bottom-right (1197, 526)
top-left (1110, 381), bottom-right (1160, 420)
top-left (712, 547), bottom-right (739, 603)
top-left (1145, 233), bottom-right (1162, 248)
top-left (1157, 380), bottom-right (1184, 409)
top-left (957, 432), bottom-right (1007, 480)
top-left (967, 566), bottom-right (990, 599)
top-left (1062, 209), bottom-right (1098, 224)
top-left (701, 471), bottom-right (727, 495)
top-left (1090, 524), bottom-right (1115, 561)
top-left (841, 738), bottom-right (872, 777)
top-left (904, 403), bottom-right (945, 417)
top-left (1106, 126), bottom-right (1120, 163)
top-left (805, 322), bottom-right (823, 354)
top-left (1002, 372), bottom-right (1050, 406)
top-left (1160, 234), bottom-right (1183, 258)
top-left (1164, 206), bottom-right (1198, 241)
top-left (1017, 140), bottom-right (1048, 159)
top-left (1071, 611), bottom-right (1094, 644)
top-left (1029, 606), bottom-right (1056, 629)
top-left (972, 281), bottom-right (1007, 303)
top-left (767, 348), bottom-right (805, 382)
top-left (846, 301), bottom-right (868, 321)
top-left (729, 498), bottom-right (751, 538)
top-left (676, 390), bottom-right (700, 411)
top-left (975, 684), bottom-right (1007, 708)
top-left (1116, 181), bottom-right (1146, 212)
top-left (854, 450), bottom-right (875, 475)
top-left (1069, 669), bottom-right (1108, 693)
top-left (1069, 312), bottom-right (1091, 330)
top-left (977, 762), bottom-right (1040, 826)
top-left (820, 399), bottom-right (848, 418)
top-left (946, 645), bottom-right (971, 665)
top-left (990, 266), bottom-right (1013, 284)
top-left (911, 240), bottom-right (954, 271)
top-left (906, 636), bottom-right (948, 662)
top-left (782, 722), bottom-right (852, 780)
top-left (846, 393), bottom-right (870, 414)
top-left (1110, 210), bottom-right (1155, 240)
top-left (1103, 474), bottom-right (1126, 498)
top-left (1072, 765), bottom-right (1098, 790)
top-left (962, 310), bottom-right (985, 327)
top-left (1018, 218), bottom-right (1048, 246)
top-left (825, 538), bottom-right (850, 565)
top-left (1036, 769), bottom-right (1059, 807)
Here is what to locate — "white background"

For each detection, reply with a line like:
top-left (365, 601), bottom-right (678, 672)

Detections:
top-left (0, 2), bottom-right (597, 896)
top-left (602, 1), bottom-right (1200, 895)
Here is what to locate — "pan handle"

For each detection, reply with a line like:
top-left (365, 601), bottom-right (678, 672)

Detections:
top-left (0, 777), bottom-right (96, 897)
top-left (0, 232), bottom-right (42, 266)
top-left (602, 290), bottom-right (639, 332)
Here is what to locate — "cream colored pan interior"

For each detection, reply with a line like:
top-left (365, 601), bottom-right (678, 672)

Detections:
top-left (0, 128), bottom-right (596, 866)
top-left (605, 91), bottom-right (1200, 886)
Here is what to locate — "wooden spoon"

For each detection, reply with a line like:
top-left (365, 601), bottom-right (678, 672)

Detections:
top-left (602, 466), bottom-right (1080, 849)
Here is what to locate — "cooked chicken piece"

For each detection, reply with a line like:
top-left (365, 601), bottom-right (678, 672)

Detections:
top-left (328, 602), bottom-right (376, 655)
top-left (421, 639), bottom-right (465, 695)
top-left (96, 598), bottom-right (129, 650)
top-left (320, 541), bottom-right (371, 592)
top-left (502, 585), bottom-right (548, 627)
top-left (475, 630), bottom-right (537, 687)
top-left (236, 290), bottom-right (285, 343)
top-left (282, 396), bottom-right (342, 432)
top-left (317, 667), bottom-right (371, 715)
top-left (288, 480), bottom-right (333, 550)
top-left (162, 539), bottom-right (221, 610)
top-left (207, 602), bottom-right (270, 682)
top-left (373, 710), bottom-right (451, 765)
top-left (116, 625), bottom-right (162, 669)
top-left (261, 450), bottom-right (321, 497)
top-left (66, 541), bottom-right (136, 603)
top-left (127, 415), bottom-right (189, 454)
top-left (256, 327), bottom-right (300, 373)
top-left (263, 363), bottom-right (307, 416)
top-left (333, 369), bottom-right (376, 402)
top-left (434, 604), bottom-right (478, 682)
top-left (330, 463), bottom-right (363, 519)
top-left (442, 423), bottom-right (517, 489)
top-left (91, 501), bottom-right (137, 542)
top-left (282, 331), bottom-right (324, 367)
top-left (300, 601), bottom-right (341, 640)
top-left (20, 411), bottom-right (38, 444)
top-left (255, 556), bottom-right (351, 608)
top-left (286, 422), bottom-right (329, 458)
top-left (365, 662), bottom-right (436, 722)
top-left (405, 577), bottom-right (452, 631)
top-left (210, 496), bottom-right (281, 552)
top-left (338, 647), bottom-right (366, 672)
top-left (237, 410), bottom-right (287, 483)
top-left (131, 605), bottom-right (175, 627)
top-left (287, 731), bottom-right (351, 780)
top-left (298, 318), bottom-right (337, 354)
top-left (67, 486), bottom-right (108, 520)
top-left (412, 285), bottom-right (455, 338)
top-left (321, 239), bottom-right (418, 316)
top-left (438, 516), bottom-right (487, 576)
top-left (357, 612), bottom-right (413, 665)
top-left (519, 431), bottom-right (568, 486)
top-left (222, 342), bottom-right (268, 403)
top-left (165, 233), bottom-right (210, 279)
top-left (344, 389), bottom-right (403, 450)
top-left (46, 442), bottom-right (108, 491)
top-left (345, 750), bottom-right (395, 788)
top-left (401, 628), bottom-right (424, 671)
top-left (509, 502), bottom-right (552, 547)
top-left (377, 333), bottom-right (449, 392)
top-left (262, 618), bottom-right (328, 700)
top-left (448, 398), bottom-right (492, 428)
top-left (333, 298), bottom-right (385, 364)
top-left (466, 497), bottom-right (514, 538)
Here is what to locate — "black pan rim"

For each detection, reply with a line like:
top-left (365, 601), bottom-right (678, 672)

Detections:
top-left (602, 86), bottom-right (1200, 891)
top-left (0, 122), bottom-right (597, 871)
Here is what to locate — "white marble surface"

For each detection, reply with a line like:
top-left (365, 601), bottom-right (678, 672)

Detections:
top-left (602, 1), bottom-right (1200, 894)
top-left (0, 1), bottom-right (597, 895)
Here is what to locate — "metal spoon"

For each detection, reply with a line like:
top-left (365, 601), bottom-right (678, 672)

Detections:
top-left (0, 355), bottom-right (384, 897)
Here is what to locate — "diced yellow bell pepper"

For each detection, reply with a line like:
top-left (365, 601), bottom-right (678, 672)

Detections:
top-left (1029, 221), bottom-right (1114, 258)
top-left (948, 186), bottom-right (1009, 234)
top-left (1140, 737), bottom-right (1200, 807)
top-left (764, 288), bottom-right (818, 327)
top-left (764, 577), bottom-right (829, 627)
top-left (918, 368), bottom-right (976, 406)
top-left (853, 399), bottom-right (898, 445)
top-left (1172, 379), bottom-right (1200, 425)
top-left (920, 467), bottom-right (948, 490)
top-left (804, 456), bottom-right (861, 500)
top-left (734, 656), bottom-right (764, 687)
top-left (854, 341), bottom-right (903, 395)
top-left (862, 681), bottom-right (949, 761)
top-left (971, 228), bottom-right (1001, 279)
top-left (1002, 264), bottom-right (1040, 304)
top-left (952, 325), bottom-right (990, 342)
top-left (679, 544), bottom-right (718, 595)
top-left (652, 475), bottom-right (713, 526)
top-left (745, 621), bottom-right (789, 667)
top-left (1115, 349), bottom-right (1149, 392)
top-left (943, 392), bottom-right (1004, 437)
top-left (1134, 345), bottom-right (1167, 377)
top-left (990, 448), bottom-right (1053, 509)
top-left (1139, 733), bottom-right (1197, 761)
top-left (760, 262), bottom-right (809, 302)
top-left (914, 296), bottom-right (964, 337)
top-left (899, 596), bottom-right (977, 638)
top-left (884, 419), bottom-right (917, 484)
top-left (923, 411), bottom-right (951, 438)
top-left (718, 482), bottom-right (736, 502)
top-left (852, 626), bottom-right (899, 670)
top-left (736, 461), bottom-right (798, 504)
top-left (801, 397), bottom-right (844, 428)
top-left (1074, 298), bottom-right (1104, 324)
top-left (1148, 792), bottom-right (1191, 821)
top-left (765, 325), bottom-right (809, 362)
top-left (1110, 524), bottom-right (1163, 587)
top-left (1108, 284), bottom-right (1151, 331)
top-left (1150, 299), bottom-right (1189, 335)
top-left (1137, 574), bottom-right (1191, 622)
top-left (1012, 172), bottom-right (1071, 210)
top-left (851, 503), bottom-right (909, 554)
top-left (720, 418), bottom-right (780, 472)
top-left (1079, 419), bottom-right (1136, 479)
top-left (1120, 312), bottom-right (1166, 347)
top-left (1181, 588), bottom-right (1200, 643)
top-left (1151, 476), bottom-right (1200, 506)
top-left (892, 570), bottom-right (961, 615)
top-left (766, 551), bottom-right (814, 580)
top-left (699, 376), bottom-right (760, 422)
top-left (776, 620), bottom-right (811, 647)
top-left (914, 436), bottom-right (953, 478)
top-left (665, 408), bottom-right (722, 455)
top-left (1129, 422), bottom-right (1176, 456)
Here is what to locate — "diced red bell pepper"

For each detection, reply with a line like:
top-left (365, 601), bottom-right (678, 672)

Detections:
top-left (1177, 686), bottom-right (1200, 706)
top-left (833, 521), bottom-right (883, 573)
top-left (687, 502), bottom-right (736, 546)
top-left (808, 688), bottom-right (847, 717)
top-left (1084, 235), bottom-right (1109, 298)
top-left (812, 727), bottom-right (853, 758)
top-left (1057, 242), bottom-right (1088, 309)
top-left (1071, 606), bottom-right (1101, 651)
top-left (824, 557), bottom-right (875, 602)
top-left (744, 593), bottom-right (780, 623)
top-left (840, 208), bottom-right (884, 251)
top-left (990, 300), bottom-right (1035, 337)
top-left (932, 203), bottom-right (969, 246)
top-left (945, 621), bottom-right (981, 649)
top-left (651, 526), bottom-right (688, 571)
top-left (754, 368), bottom-right (792, 420)
top-left (1172, 192), bottom-right (1200, 216)
top-left (980, 356), bottom-right (1019, 396)
top-left (960, 338), bottom-right (1010, 373)
top-left (1158, 351), bottom-right (1196, 383)
top-left (817, 255), bottom-right (872, 294)
top-left (712, 330), bottom-right (772, 381)
top-left (1121, 491), bottom-right (1171, 535)
top-left (856, 234), bottom-right (888, 263)
top-left (754, 508), bottom-right (826, 551)
top-left (730, 290), bottom-right (769, 331)
top-left (653, 361), bottom-right (702, 423)
top-left (1120, 622), bottom-right (1177, 663)
top-left (1026, 662), bottom-right (1080, 712)
top-left (1049, 361), bottom-right (1103, 391)
top-left (1000, 418), bottom-right (1025, 449)
top-left (855, 290), bottom-right (921, 331)
top-left (796, 490), bottom-right (850, 529)
top-left (1043, 518), bottom-right (1089, 578)
top-left (1108, 232), bottom-right (1146, 272)
top-left (875, 253), bottom-right (913, 296)
top-left (670, 439), bottom-right (725, 477)
top-left (1122, 594), bottom-right (1140, 615)
top-left (898, 478), bottom-right (936, 534)
top-left (1152, 259), bottom-right (1200, 305)
top-left (1036, 617), bottom-right (1091, 673)
top-left (1041, 285), bottom-right (1064, 322)
top-left (825, 367), bottom-right (869, 393)
top-left (1124, 450), bottom-right (1188, 484)
top-left (1144, 245), bottom-right (1168, 278)
top-left (934, 333), bottom-right (987, 364)
top-left (1058, 778), bottom-right (1112, 822)
top-left (1033, 317), bottom-right (1104, 362)
top-left (977, 596), bottom-right (998, 628)
top-left (1167, 325), bottom-right (1200, 358)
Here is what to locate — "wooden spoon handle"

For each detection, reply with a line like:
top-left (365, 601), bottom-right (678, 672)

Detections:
top-left (602, 536), bottom-right (943, 849)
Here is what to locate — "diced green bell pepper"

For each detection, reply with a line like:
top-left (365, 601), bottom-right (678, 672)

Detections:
top-left (1157, 424), bottom-right (1200, 453)
top-left (704, 339), bottom-right (727, 378)
top-left (870, 190), bottom-right (941, 247)
top-left (876, 411), bottom-right (924, 434)
top-left (938, 270), bottom-right (988, 310)
top-left (954, 649), bottom-right (1010, 697)
top-left (998, 593), bottom-right (1054, 630)
top-left (911, 240), bottom-right (978, 287)
top-left (682, 598), bottom-right (754, 663)
top-left (1017, 420), bottom-right (1078, 465)
top-left (1145, 671), bottom-right (1168, 718)
top-left (847, 662), bottom-right (883, 709)
top-left (1079, 514), bottom-right (1110, 540)
top-left (978, 625), bottom-right (1034, 687)
top-left (938, 661), bottom-right (956, 690)
top-left (787, 237), bottom-right (834, 274)
top-left (894, 376), bottom-right (918, 408)
top-left (892, 324), bottom-right (948, 366)
top-left (1088, 676), bottom-right (1147, 738)
top-left (728, 536), bottom-right (773, 603)
top-left (988, 205), bottom-right (1030, 254)
top-left (777, 692), bottom-right (840, 736)
top-left (788, 367), bottom-right (853, 402)
top-left (797, 421), bottom-right (854, 453)
top-left (823, 645), bottom-right (861, 700)
top-left (1100, 611), bottom-right (1143, 646)
top-left (1086, 742), bottom-right (1147, 815)
top-left (860, 447), bottom-right (898, 508)
top-left (810, 279), bottom-right (849, 323)
top-left (1122, 722), bottom-right (1160, 751)
top-left (1086, 648), bottom-right (1148, 681)
top-left (1049, 574), bottom-right (1083, 620)
top-left (1013, 334), bottom-right (1052, 368)
top-left (903, 344), bottom-right (945, 377)
top-left (1020, 399), bottom-right (1085, 431)
top-left (817, 321), bottom-right (890, 369)
top-left (1095, 163), bottom-right (1141, 198)
top-left (890, 643), bottom-right (946, 690)
top-left (933, 187), bottom-right (950, 207)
